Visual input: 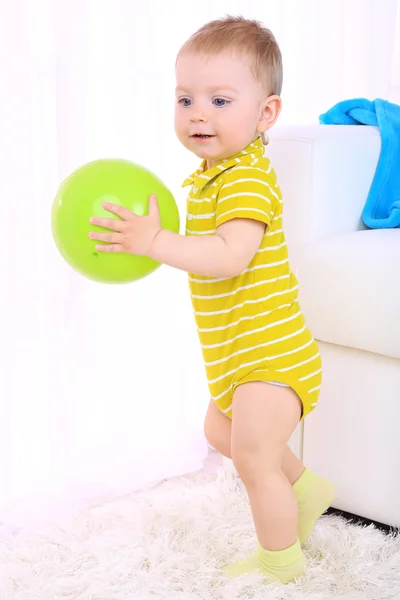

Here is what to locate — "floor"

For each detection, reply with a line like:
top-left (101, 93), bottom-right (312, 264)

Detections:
top-left (1, 448), bottom-right (400, 599)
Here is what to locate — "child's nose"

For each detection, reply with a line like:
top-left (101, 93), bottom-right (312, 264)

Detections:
top-left (190, 108), bottom-right (208, 123)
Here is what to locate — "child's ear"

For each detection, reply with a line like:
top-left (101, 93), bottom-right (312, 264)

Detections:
top-left (257, 95), bottom-right (282, 135)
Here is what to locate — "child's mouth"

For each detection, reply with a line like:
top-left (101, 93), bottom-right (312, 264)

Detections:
top-left (192, 134), bottom-right (215, 142)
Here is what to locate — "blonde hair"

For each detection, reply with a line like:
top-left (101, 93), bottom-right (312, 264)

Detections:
top-left (177, 15), bottom-right (283, 97)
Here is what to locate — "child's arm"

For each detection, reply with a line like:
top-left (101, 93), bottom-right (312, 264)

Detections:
top-left (149, 219), bottom-right (265, 277)
top-left (89, 196), bottom-right (265, 278)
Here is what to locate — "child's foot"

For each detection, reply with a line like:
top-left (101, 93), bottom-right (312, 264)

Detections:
top-left (293, 468), bottom-right (336, 544)
top-left (223, 539), bottom-right (306, 583)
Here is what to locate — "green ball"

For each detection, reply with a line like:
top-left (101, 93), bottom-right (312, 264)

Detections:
top-left (51, 159), bottom-right (180, 284)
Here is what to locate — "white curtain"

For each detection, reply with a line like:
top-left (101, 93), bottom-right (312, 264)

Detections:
top-left (0, 0), bottom-right (398, 532)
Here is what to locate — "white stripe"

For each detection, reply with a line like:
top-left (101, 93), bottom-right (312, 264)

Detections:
top-left (194, 284), bottom-right (299, 316)
top-left (257, 242), bottom-right (286, 253)
top-left (223, 178), bottom-right (279, 200)
top-left (213, 383), bottom-right (236, 405)
top-left (189, 274), bottom-right (230, 284)
top-left (309, 385), bottom-right (321, 394)
top-left (268, 337), bottom-right (314, 360)
top-left (201, 311), bottom-right (302, 349)
top-left (187, 212), bottom-right (216, 219)
top-left (197, 303), bottom-right (294, 332)
top-left (276, 352), bottom-right (320, 373)
top-left (185, 228), bottom-right (215, 235)
top-left (188, 197), bottom-right (214, 203)
top-left (251, 259), bottom-right (287, 270)
top-left (299, 368), bottom-right (322, 382)
top-left (310, 402), bottom-right (318, 407)
top-left (245, 369), bottom-right (270, 375)
top-left (272, 214), bottom-right (282, 222)
top-left (208, 338), bottom-right (314, 384)
top-left (188, 260), bottom-right (288, 284)
top-left (204, 326), bottom-right (307, 368)
top-left (230, 165), bottom-right (270, 177)
top-left (265, 228), bottom-right (282, 237)
top-left (218, 192), bottom-right (271, 206)
top-left (191, 273), bottom-right (290, 300)
top-left (217, 207), bottom-right (270, 221)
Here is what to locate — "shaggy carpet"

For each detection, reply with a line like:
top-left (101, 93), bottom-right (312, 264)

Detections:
top-left (1, 467), bottom-right (399, 600)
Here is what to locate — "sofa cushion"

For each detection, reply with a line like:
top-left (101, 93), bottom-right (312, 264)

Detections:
top-left (296, 229), bottom-right (400, 360)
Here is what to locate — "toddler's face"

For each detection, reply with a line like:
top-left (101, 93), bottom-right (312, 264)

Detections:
top-left (175, 51), bottom-right (267, 168)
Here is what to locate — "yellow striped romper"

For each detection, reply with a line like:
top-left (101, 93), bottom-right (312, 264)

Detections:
top-left (183, 136), bottom-right (322, 420)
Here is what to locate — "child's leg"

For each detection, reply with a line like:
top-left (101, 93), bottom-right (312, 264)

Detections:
top-left (205, 398), bottom-right (305, 483)
top-left (232, 382), bottom-right (301, 550)
top-left (205, 398), bottom-right (335, 545)
top-left (224, 382), bottom-right (305, 582)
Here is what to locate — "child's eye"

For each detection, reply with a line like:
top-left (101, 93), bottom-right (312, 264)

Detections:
top-left (213, 98), bottom-right (230, 107)
top-left (178, 98), bottom-right (192, 107)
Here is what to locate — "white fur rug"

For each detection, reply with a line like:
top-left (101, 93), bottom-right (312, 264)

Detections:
top-left (1, 467), bottom-right (399, 600)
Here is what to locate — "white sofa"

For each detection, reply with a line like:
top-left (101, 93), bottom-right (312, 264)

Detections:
top-left (265, 125), bottom-right (400, 528)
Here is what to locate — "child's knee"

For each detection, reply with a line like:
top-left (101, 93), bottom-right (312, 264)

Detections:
top-left (231, 441), bottom-right (281, 483)
top-left (203, 399), bottom-right (231, 454)
top-left (203, 400), bottom-right (218, 443)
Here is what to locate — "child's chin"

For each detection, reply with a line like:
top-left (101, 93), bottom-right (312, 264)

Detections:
top-left (193, 148), bottom-right (214, 159)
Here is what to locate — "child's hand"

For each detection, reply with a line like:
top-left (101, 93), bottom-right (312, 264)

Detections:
top-left (89, 194), bottom-right (162, 255)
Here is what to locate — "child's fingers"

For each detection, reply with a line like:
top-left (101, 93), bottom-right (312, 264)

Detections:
top-left (89, 231), bottom-right (124, 244)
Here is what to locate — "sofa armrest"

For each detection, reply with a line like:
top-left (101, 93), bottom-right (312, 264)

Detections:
top-left (267, 125), bottom-right (381, 256)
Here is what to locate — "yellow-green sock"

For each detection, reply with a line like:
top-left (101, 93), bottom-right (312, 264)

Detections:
top-left (293, 468), bottom-right (336, 544)
top-left (223, 539), bottom-right (306, 583)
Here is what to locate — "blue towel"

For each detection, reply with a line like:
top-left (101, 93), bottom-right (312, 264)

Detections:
top-left (319, 98), bottom-right (400, 229)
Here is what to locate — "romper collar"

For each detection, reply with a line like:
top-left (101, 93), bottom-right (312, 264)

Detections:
top-left (182, 135), bottom-right (265, 191)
